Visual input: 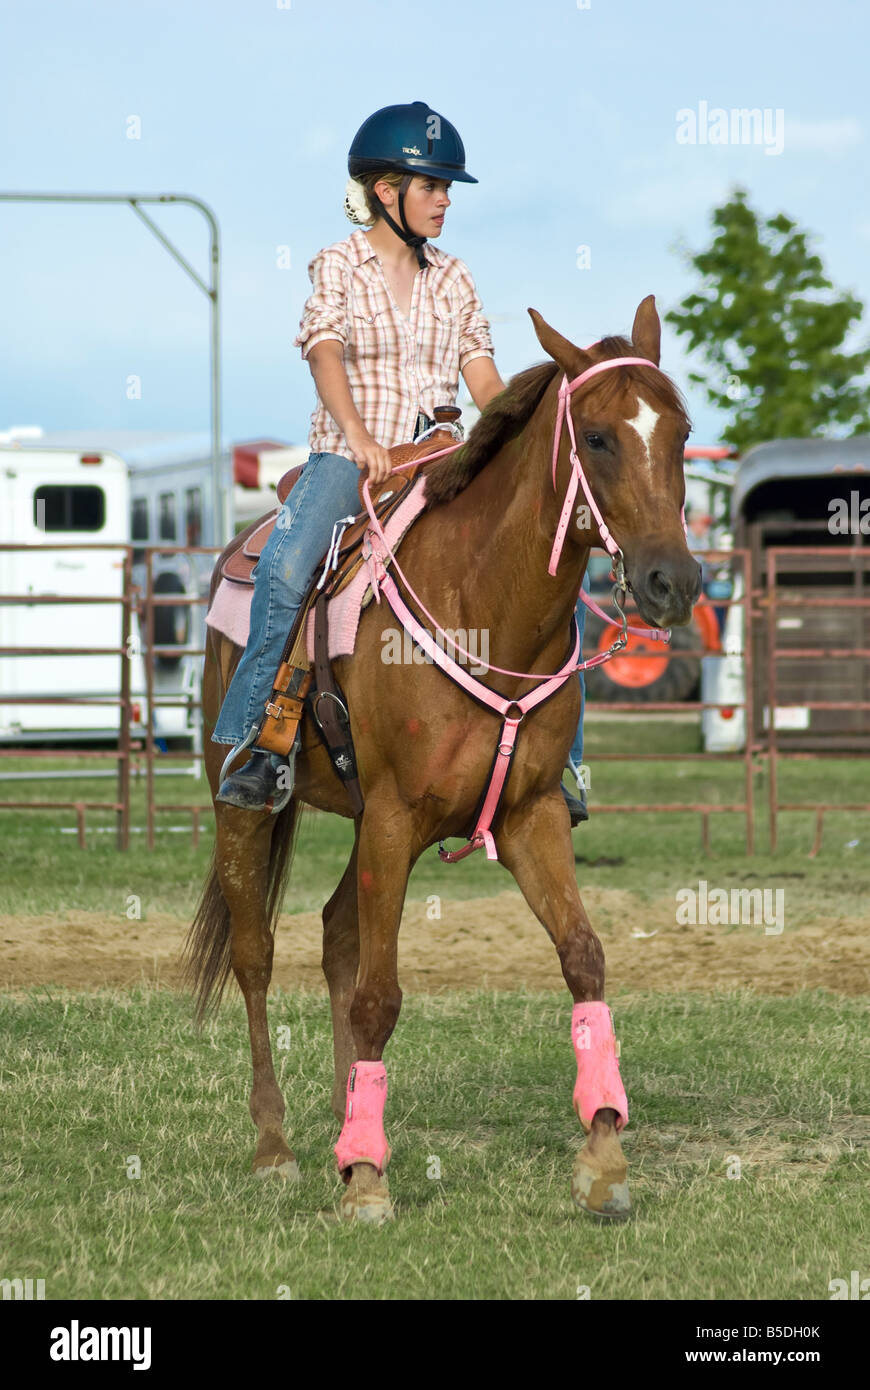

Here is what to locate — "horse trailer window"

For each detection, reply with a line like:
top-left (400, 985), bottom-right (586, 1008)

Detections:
top-left (34, 484), bottom-right (105, 532)
top-left (131, 496), bottom-right (149, 541)
top-left (185, 487), bottom-right (202, 546)
top-left (159, 492), bottom-right (177, 541)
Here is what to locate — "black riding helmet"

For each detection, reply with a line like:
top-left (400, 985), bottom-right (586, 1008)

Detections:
top-left (348, 101), bottom-right (477, 268)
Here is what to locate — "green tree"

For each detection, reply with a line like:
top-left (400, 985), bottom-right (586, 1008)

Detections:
top-left (666, 189), bottom-right (870, 450)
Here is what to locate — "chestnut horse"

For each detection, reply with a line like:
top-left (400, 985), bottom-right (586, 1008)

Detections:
top-left (184, 295), bottom-right (700, 1223)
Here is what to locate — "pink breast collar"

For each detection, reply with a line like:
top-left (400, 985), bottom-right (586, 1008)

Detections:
top-left (360, 354), bottom-right (685, 861)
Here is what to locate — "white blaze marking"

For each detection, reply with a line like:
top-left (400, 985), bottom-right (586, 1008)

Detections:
top-left (625, 397), bottom-right (660, 469)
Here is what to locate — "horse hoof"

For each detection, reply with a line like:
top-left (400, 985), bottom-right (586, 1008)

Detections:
top-left (254, 1157), bottom-right (301, 1182)
top-left (338, 1166), bottom-right (394, 1225)
top-left (339, 1188), bottom-right (394, 1225)
top-left (571, 1152), bottom-right (630, 1219)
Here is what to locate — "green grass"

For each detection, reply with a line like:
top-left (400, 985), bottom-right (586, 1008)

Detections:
top-left (2, 725), bottom-right (867, 1300)
top-left (0, 719), bottom-right (869, 918)
top-left (0, 987), bottom-right (866, 1300)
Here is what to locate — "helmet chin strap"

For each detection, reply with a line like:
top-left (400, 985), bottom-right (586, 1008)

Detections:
top-left (376, 173), bottom-right (428, 268)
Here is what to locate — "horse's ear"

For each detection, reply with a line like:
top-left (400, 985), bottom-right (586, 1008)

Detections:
top-left (631, 295), bottom-right (661, 366)
top-left (527, 308), bottom-right (592, 380)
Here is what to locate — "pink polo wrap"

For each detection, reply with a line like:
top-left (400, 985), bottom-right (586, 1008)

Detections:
top-left (334, 1060), bottom-right (391, 1176)
top-left (572, 1001), bottom-right (628, 1133)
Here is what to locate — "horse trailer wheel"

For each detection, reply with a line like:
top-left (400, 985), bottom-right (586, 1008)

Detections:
top-left (152, 572), bottom-right (190, 670)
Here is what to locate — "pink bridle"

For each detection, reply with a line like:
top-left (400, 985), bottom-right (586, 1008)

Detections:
top-left (548, 355), bottom-right (685, 648)
top-left (357, 352), bottom-right (687, 860)
top-left (549, 357), bottom-right (670, 579)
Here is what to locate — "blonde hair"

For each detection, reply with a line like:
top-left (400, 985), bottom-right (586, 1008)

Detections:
top-left (344, 169), bottom-right (406, 227)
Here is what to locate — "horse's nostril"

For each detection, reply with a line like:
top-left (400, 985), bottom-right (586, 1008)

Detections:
top-left (649, 569), bottom-right (674, 600)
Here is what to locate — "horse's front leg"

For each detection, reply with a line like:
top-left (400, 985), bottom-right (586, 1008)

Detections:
top-left (500, 791), bottom-right (630, 1218)
top-left (334, 795), bottom-right (412, 1225)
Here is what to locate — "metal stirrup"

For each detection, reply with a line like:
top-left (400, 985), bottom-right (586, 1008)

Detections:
top-left (218, 723), bottom-right (259, 784)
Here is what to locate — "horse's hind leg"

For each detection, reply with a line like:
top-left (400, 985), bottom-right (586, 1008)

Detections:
top-left (216, 804), bottom-right (299, 1181)
top-left (322, 824), bottom-right (361, 1122)
top-left (500, 793), bottom-right (630, 1219)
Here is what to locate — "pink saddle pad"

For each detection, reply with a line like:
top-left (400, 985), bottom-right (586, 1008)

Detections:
top-left (206, 477), bottom-right (428, 658)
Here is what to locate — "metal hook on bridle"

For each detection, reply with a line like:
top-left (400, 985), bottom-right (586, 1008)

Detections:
top-left (609, 552), bottom-right (630, 652)
top-left (611, 551), bottom-right (628, 594)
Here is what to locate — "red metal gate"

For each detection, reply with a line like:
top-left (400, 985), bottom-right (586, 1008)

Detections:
top-left (0, 542), bottom-right (135, 847)
top-left (2, 542), bottom-right (868, 854)
top-left (763, 545), bottom-right (870, 854)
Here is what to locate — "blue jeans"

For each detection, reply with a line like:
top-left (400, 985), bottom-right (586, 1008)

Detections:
top-left (569, 574), bottom-right (588, 772)
top-left (212, 451), bottom-right (363, 746)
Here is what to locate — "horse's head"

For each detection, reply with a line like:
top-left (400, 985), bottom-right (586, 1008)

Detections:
top-left (529, 296), bottom-right (701, 629)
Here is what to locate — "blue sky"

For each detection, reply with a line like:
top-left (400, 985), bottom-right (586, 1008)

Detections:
top-left (1, 0), bottom-right (867, 450)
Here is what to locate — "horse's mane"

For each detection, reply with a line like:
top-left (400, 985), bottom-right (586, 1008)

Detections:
top-left (424, 335), bottom-right (690, 509)
top-left (424, 359), bottom-right (558, 508)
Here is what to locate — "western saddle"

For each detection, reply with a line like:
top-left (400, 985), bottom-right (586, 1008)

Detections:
top-left (219, 410), bottom-right (463, 812)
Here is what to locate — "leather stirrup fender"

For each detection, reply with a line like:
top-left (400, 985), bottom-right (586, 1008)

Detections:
top-left (255, 662), bottom-right (312, 756)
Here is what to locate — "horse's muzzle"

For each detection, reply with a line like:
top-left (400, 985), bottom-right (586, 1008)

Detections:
top-left (628, 552), bottom-right (702, 630)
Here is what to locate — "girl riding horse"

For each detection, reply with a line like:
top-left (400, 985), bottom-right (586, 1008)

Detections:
top-left (211, 100), bottom-right (587, 823)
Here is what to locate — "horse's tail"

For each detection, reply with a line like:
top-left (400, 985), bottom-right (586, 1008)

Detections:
top-left (181, 796), bottom-right (303, 1028)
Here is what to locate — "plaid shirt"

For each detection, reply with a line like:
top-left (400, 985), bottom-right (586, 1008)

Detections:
top-left (294, 228), bottom-right (495, 455)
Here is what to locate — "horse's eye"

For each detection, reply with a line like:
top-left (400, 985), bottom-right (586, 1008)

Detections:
top-left (584, 433), bottom-right (605, 450)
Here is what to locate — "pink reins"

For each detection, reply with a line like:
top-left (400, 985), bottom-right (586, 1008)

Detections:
top-left (362, 354), bottom-right (675, 678)
top-left (357, 353), bottom-right (684, 860)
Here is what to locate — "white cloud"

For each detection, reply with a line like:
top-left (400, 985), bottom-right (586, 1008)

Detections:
top-left (604, 171), bottom-right (733, 228)
top-left (785, 118), bottom-right (862, 153)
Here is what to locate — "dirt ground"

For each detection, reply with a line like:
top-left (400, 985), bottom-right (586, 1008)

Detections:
top-left (1, 887), bottom-right (866, 996)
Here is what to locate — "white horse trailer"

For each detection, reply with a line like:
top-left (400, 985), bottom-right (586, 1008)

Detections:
top-left (0, 428), bottom-right (232, 743)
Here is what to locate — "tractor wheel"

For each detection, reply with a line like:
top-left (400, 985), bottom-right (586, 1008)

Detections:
top-left (584, 614), bottom-right (702, 704)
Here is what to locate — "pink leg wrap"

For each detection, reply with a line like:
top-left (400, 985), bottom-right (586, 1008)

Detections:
top-left (572, 1002), bottom-right (628, 1133)
top-left (334, 1061), bottom-right (391, 1176)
